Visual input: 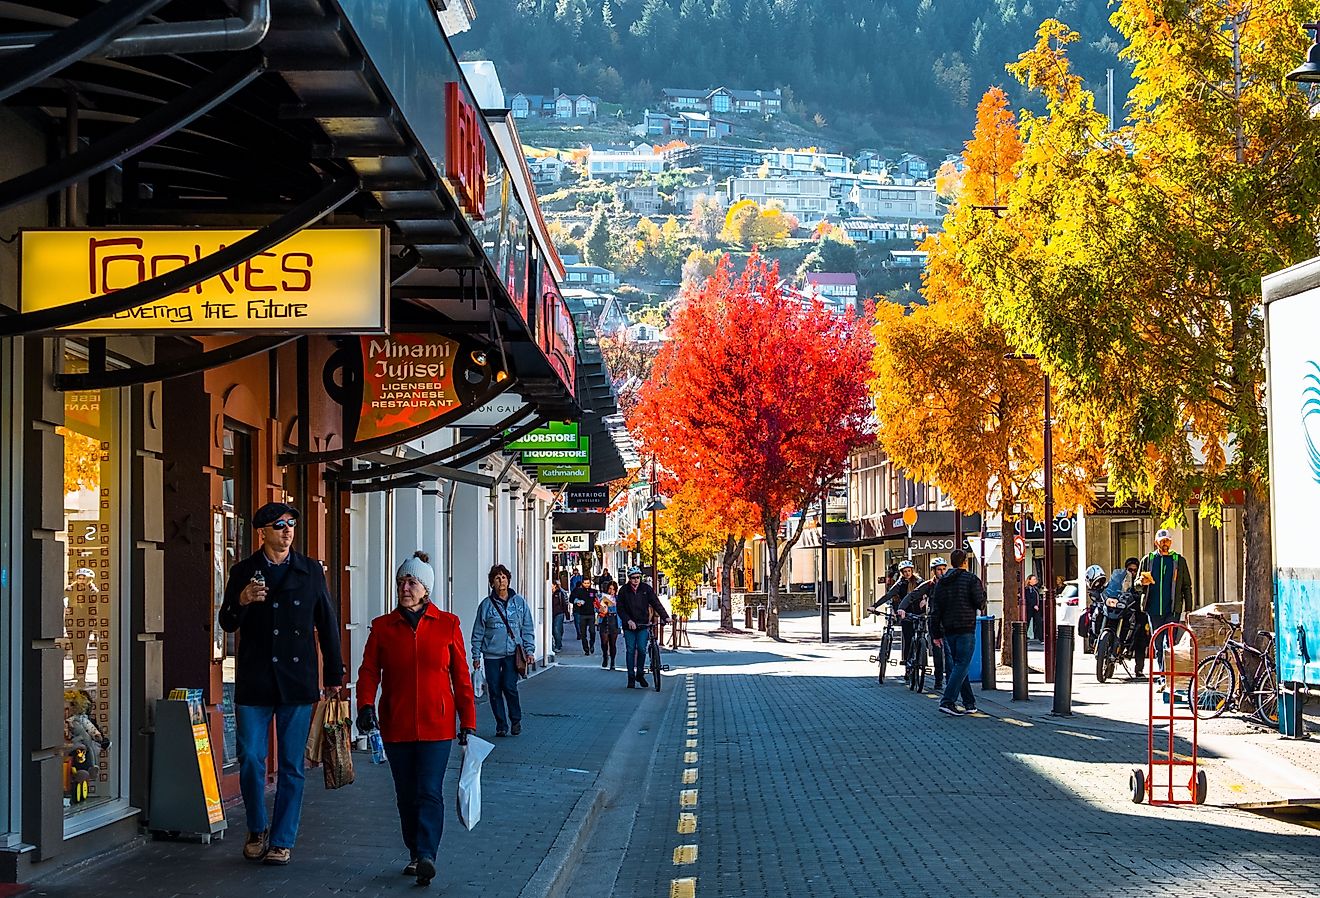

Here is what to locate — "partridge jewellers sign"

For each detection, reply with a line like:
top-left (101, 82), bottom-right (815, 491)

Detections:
top-left (19, 228), bottom-right (388, 334)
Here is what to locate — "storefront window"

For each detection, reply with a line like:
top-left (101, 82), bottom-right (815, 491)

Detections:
top-left (1114, 520), bottom-right (1143, 569)
top-left (57, 349), bottom-right (121, 819)
top-left (217, 426), bottom-right (251, 770)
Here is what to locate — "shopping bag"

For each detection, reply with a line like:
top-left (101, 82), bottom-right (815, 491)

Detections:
top-left (304, 699), bottom-right (328, 765)
top-left (455, 736), bottom-right (494, 831)
top-left (320, 699), bottom-right (356, 789)
top-left (472, 664), bottom-right (487, 700)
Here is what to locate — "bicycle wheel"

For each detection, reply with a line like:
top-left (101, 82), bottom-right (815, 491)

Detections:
top-left (911, 642), bottom-right (927, 694)
top-left (1192, 656), bottom-right (1235, 720)
top-left (1251, 659), bottom-right (1279, 727)
top-left (649, 637), bottom-right (662, 692)
top-left (877, 629), bottom-right (893, 685)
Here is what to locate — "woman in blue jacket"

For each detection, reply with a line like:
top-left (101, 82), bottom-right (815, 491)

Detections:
top-left (470, 564), bottom-right (535, 737)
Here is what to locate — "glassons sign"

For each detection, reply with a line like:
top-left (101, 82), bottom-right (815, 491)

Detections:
top-left (446, 81), bottom-right (487, 219)
top-left (19, 228), bottom-right (387, 333)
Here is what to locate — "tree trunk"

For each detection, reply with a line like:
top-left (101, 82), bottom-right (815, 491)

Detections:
top-left (1000, 509), bottom-right (1021, 666)
top-left (719, 534), bottom-right (740, 630)
top-left (765, 523), bottom-right (781, 640)
top-left (1240, 480), bottom-right (1274, 696)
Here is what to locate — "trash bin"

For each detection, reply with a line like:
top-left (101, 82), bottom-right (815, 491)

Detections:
top-left (968, 615), bottom-right (994, 682)
top-left (1280, 682), bottom-right (1307, 738)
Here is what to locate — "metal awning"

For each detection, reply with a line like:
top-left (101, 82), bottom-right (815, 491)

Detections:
top-left (0, 0), bottom-right (578, 424)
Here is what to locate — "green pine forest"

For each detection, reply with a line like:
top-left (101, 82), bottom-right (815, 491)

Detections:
top-left (454, 0), bottom-right (1128, 149)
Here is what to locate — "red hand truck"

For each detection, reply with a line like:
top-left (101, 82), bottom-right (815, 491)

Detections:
top-left (1130, 621), bottom-right (1208, 805)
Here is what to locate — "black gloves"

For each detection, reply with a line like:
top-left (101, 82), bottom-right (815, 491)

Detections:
top-left (356, 704), bottom-right (378, 734)
top-left (458, 727), bottom-right (476, 746)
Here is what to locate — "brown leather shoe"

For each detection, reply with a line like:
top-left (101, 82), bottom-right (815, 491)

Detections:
top-left (263, 846), bottom-right (291, 865)
top-left (242, 830), bottom-right (268, 861)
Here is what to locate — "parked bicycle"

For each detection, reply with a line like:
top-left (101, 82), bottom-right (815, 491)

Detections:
top-left (1192, 613), bottom-right (1279, 726)
top-left (905, 613), bottom-right (933, 693)
top-left (868, 606), bottom-right (899, 685)
top-left (648, 619), bottom-right (666, 692)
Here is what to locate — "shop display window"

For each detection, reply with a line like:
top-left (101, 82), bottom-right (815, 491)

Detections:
top-left (57, 349), bottom-right (120, 817)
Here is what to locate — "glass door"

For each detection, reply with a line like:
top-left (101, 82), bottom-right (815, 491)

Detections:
top-left (217, 425), bottom-right (252, 774)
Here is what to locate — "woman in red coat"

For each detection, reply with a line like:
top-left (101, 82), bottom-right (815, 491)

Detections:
top-left (357, 551), bottom-right (476, 887)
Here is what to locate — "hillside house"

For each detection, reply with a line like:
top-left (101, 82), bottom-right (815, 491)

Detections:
top-left (843, 218), bottom-right (926, 243)
top-left (894, 153), bottom-right (929, 179)
top-left (661, 88), bottom-right (708, 111)
top-left (526, 155), bottom-right (566, 186)
top-left (763, 150), bottom-right (851, 175)
top-left (618, 183), bottom-right (662, 214)
top-left (727, 173), bottom-right (834, 223)
top-left (804, 273), bottom-right (859, 310)
top-left (664, 144), bottom-right (763, 173)
top-left (565, 264), bottom-right (618, 288)
top-left (849, 178), bottom-right (939, 219)
top-left (673, 185), bottom-right (725, 214)
top-left (662, 86), bottom-right (782, 117)
top-left (587, 146), bottom-right (665, 179)
top-left (509, 90), bottom-right (597, 120)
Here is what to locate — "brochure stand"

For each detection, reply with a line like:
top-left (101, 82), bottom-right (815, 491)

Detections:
top-left (148, 698), bottom-right (227, 842)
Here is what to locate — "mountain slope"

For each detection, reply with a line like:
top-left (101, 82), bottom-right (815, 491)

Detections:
top-left (454, 0), bottom-right (1126, 147)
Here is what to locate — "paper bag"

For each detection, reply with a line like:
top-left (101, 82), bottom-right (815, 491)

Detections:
top-left (321, 699), bottom-right (356, 789)
top-left (455, 736), bottom-right (494, 830)
top-left (305, 699), bottom-right (328, 764)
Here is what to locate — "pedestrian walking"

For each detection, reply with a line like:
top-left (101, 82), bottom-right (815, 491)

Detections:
top-left (598, 580), bottom-right (620, 670)
top-left (1024, 573), bottom-right (1044, 642)
top-left (617, 567), bottom-right (669, 689)
top-left (571, 577), bottom-right (600, 655)
top-left (470, 564), bottom-right (535, 737)
top-left (929, 549), bottom-right (987, 717)
top-left (595, 567), bottom-right (614, 591)
top-left (217, 502), bottom-right (344, 866)
top-left (356, 551), bottom-right (476, 887)
top-left (569, 567), bottom-right (583, 593)
top-left (1136, 529), bottom-right (1194, 684)
top-left (551, 572), bottom-right (570, 654)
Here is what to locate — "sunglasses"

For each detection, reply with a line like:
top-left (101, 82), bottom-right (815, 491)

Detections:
top-left (267, 518), bottom-right (297, 530)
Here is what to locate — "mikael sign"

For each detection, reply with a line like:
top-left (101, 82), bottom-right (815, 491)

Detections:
top-left (445, 82), bottom-right (487, 220)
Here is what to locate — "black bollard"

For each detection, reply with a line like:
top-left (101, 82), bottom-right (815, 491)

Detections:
top-left (757, 605), bottom-right (767, 632)
top-left (1011, 621), bottom-right (1029, 702)
top-left (1052, 623), bottom-right (1074, 716)
top-left (980, 616), bottom-right (997, 691)
top-left (744, 603), bottom-right (753, 629)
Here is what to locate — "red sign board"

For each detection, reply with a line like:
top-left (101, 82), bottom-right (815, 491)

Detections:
top-left (356, 335), bottom-right (461, 441)
top-left (540, 270), bottom-right (576, 396)
top-left (445, 82), bottom-right (487, 220)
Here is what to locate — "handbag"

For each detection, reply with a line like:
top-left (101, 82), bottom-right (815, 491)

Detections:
top-left (320, 698), bottom-right (356, 789)
top-left (492, 599), bottom-right (529, 678)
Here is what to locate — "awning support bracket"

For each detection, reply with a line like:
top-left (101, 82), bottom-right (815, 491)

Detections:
top-left (54, 335), bottom-right (297, 391)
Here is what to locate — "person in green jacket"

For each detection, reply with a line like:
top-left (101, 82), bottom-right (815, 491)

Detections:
top-left (1136, 528), bottom-right (1194, 683)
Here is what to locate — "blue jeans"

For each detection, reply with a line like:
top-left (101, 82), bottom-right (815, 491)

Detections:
top-left (939, 632), bottom-right (977, 709)
top-left (1148, 611), bottom-right (1179, 673)
top-left (552, 614), bottom-right (565, 652)
top-left (484, 656), bottom-right (522, 732)
top-left (235, 702), bottom-right (314, 848)
top-left (623, 626), bottom-right (650, 682)
top-left (383, 740), bottom-right (452, 863)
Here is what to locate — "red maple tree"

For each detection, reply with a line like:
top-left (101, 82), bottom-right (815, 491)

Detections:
top-left (635, 254), bottom-right (874, 637)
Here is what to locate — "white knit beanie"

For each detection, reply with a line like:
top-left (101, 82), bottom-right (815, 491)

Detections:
top-left (396, 551), bottom-right (435, 596)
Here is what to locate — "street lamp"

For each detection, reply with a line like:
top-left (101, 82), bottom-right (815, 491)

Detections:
top-left (645, 457), bottom-right (668, 592)
top-left (1006, 353), bottom-right (1057, 683)
top-left (1286, 23), bottom-right (1320, 82)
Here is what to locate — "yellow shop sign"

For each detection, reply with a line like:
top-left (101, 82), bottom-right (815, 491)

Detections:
top-left (20, 228), bottom-right (388, 333)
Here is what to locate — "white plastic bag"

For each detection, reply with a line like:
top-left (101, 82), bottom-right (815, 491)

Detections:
top-left (471, 664), bottom-right (487, 700)
top-left (456, 735), bottom-right (494, 831)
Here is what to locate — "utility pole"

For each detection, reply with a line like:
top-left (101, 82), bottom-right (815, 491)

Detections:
top-left (820, 489), bottom-right (830, 643)
top-left (1043, 371), bottom-right (1056, 684)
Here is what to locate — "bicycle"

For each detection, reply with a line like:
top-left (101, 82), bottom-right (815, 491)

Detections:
top-left (905, 613), bottom-right (932, 693)
top-left (867, 606), bottom-right (898, 685)
top-left (648, 620), bottom-right (666, 692)
top-left (1192, 613), bottom-right (1279, 726)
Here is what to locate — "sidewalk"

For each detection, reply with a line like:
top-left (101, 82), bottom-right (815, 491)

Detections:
top-left (27, 659), bottom-right (673, 898)
top-left (685, 608), bottom-right (1320, 809)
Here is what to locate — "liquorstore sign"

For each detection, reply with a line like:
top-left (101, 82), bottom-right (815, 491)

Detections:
top-left (19, 228), bottom-right (388, 334)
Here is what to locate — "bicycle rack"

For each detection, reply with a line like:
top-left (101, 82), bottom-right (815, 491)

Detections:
top-left (1131, 622), bottom-right (1207, 806)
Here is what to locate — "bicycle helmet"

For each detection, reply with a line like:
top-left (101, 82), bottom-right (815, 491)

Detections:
top-left (1084, 564), bottom-right (1107, 590)
top-left (898, 559), bottom-right (915, 571)
top-left (930, 556), bottom-right (947, 568)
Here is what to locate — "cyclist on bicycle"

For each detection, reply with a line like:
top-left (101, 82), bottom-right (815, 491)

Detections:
top-left (617, 567), bottom-right (670, 690)
top-left (872, 559), bottom-right (920, 662)
top-left (897, 557), bottom-right (949, 690)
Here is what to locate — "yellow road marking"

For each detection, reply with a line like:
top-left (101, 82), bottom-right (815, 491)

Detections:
top-left (684, 751), bottom-right (698, 763)
top-left (1000, 717), bottom-right (1033, 727)
top-left (671, 878), bottom-right (696, 898)
top-left (686, 738), bottom-right (697, 748)
top-left (682, 768), bottom-right (698, 783)
top-left (680, 789), bottom-right (697, 807)
top-left (673, 844), bottom-right (698, 864)
top-left (678, 812), bottom-right (697, 834)
top-left (687, 727), bottom-right (698, 735)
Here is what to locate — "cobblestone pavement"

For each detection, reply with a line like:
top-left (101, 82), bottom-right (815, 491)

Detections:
top-left (590, 612), bottom-right (1320, 898)
top-left (27, 648), bottom-right (672, 898)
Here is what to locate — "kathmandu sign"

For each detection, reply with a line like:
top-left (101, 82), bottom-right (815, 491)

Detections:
top-left (536, 464), bottom-right (591, 484)
top-left (19, 228), bottom-right (388, 333)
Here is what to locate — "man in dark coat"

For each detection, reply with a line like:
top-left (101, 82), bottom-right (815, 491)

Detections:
top-left (616, 567), bottom-right (670, 689)
top-left (570, 578), bottom-right (600, 655)
top-left (929, 549), bottom-right (987, 716)
top-left (218, 503), bottom-right (344, 866)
